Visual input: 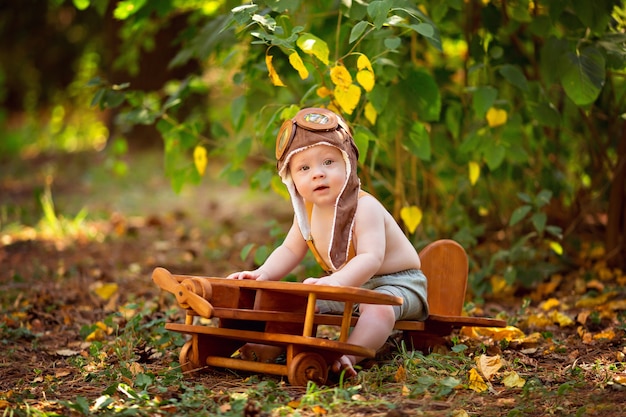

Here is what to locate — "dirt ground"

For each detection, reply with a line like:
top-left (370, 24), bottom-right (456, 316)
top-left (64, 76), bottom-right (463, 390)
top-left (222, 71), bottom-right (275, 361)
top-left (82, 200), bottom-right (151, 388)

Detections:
top-left (1, 150), bottom-right (626, 416)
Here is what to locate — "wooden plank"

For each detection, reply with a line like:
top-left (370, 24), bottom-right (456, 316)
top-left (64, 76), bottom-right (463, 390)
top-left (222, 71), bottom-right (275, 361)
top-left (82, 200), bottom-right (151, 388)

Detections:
top-left (210, 307), bottom-right (504, 333)
top-left (394, 315), bottom-right (506, 331)
top-left (172, 275), bottom-right (402, 306)
top-left (205, 356), bottom-right (288, 376)
top-left (165, 323), bottom-right (375, 358)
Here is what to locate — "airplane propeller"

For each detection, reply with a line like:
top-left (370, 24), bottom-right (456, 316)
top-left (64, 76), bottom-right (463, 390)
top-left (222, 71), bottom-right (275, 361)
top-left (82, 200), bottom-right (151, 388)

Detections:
top-left (152, 267), bottom-right (213, 318)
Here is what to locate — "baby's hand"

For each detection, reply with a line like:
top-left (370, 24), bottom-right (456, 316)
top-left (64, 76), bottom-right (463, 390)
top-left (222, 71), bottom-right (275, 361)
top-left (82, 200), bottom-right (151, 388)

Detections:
top-left (226, 269), bottom-right (271, 281)
top-left (303, 277), bottom-right (343, 286)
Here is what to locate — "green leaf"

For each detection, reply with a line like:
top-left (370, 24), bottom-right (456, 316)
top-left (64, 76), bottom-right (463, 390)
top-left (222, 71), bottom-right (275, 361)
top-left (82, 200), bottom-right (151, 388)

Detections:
top-left (231, 4), bottom-right (258, 25)
top-left (410, 23), bottom-right (434, 38)
top-left (535, 189), bottom-right (553, 208)
top-left (471, 86), bottom-right (498, 118)
top-left (510, 205), bottom-right (532, 226)
top-left (571, 0), bottom-right (613, 33)
top-left (353, 125), bottom-right (375, 164)
top-left (350, 21), bottom-right (370, 43)
top-left (231, 95), bottom-right (246, 132)
top-left (240, 243), bottom-right (255, 261)
top-left (528, 102), bottom-right (560, 128)
top-left (269, 0), bottom-right (301, 13)
top-left (561, 46), bottom-right (605, 106)
top-left (113, 0), bottom-right (147, 20)
top-left (444, 101), bottom-right (462, 140)
top-left (531, 212), bottom-right (547, 233)
top-left (73, 0), bottom-right (90, 11)
top-left (402, 69), bottom-right (441, 122)
top-left (406, 121), bottom-right (431, 161)
top-left (540, 37), bottom-right (569, 85)
top-left (254, 245), bottom-right (270, 265)
top-left (384, 37), bottom-right (401, 50)
top-left (499, 64), bottom-right (529, 91)
top-left (483, 143), bottom-right (505, 170)
top-left (65, 396), bottom-right (91, 415)
top-left (251, 168), bottom-right (274, 189)
top-left (234, 137), bottom-right (252, 164)
top-left (252, 13), bottom-right (277, 31)
top-left (517, 192), bottom-right (532, 204)
top-left (368, 0), bottom-right (392, 29)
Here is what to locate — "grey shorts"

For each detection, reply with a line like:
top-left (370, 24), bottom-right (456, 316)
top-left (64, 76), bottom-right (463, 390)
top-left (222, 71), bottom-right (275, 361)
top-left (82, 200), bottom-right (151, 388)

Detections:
top-left (317, 269), bottom-right (429, 321)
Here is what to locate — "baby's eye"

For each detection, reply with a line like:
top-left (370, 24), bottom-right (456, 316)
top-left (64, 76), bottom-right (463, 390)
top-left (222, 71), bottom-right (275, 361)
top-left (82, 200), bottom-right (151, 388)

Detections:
top-left (323, 159), bottom-right (334, 166)
top-left (299, 165), bottom-right (310, 171)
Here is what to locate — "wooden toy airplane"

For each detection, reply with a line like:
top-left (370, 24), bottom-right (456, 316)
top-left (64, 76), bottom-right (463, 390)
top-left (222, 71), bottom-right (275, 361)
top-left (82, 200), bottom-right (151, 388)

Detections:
top-left (152, 239), bottom-right (506, 386)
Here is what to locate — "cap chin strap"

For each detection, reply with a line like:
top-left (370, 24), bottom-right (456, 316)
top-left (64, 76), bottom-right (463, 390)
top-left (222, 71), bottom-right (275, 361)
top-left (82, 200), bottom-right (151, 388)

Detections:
top-left (304, 191), bottom-right (368, 274)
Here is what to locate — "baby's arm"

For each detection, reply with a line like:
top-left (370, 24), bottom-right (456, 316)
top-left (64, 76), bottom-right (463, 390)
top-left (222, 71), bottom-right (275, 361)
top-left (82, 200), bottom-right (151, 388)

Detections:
top-left (227, 219), bottom-right (308, 281)
top-left (305, 197), bottom-right (386, 287)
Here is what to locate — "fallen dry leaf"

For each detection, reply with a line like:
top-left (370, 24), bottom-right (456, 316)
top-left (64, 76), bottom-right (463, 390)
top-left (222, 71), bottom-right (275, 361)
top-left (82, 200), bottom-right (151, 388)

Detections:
top-left (501, 371), bottom-right (526, 388)
top-left (476, 354), bottom-right (503, 380)
top-left (468, 368), bottom-right (488, 393)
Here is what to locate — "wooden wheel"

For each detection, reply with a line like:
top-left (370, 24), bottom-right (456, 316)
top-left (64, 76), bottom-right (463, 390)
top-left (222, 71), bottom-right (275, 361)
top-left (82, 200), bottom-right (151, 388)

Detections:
top-left (288, 352), bottom-right (328, 386)
top-left (179, 340), bottom-right (198, 372)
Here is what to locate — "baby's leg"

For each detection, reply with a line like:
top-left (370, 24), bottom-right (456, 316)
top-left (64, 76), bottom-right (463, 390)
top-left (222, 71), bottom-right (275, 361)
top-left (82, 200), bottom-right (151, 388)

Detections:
top-left (333, 303), bottom-right (396, 376)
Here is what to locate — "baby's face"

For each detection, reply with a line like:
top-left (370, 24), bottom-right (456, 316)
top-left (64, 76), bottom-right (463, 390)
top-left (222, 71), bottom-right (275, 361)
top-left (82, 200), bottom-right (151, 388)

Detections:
top-left (289, 145), bottom-right (346, 206)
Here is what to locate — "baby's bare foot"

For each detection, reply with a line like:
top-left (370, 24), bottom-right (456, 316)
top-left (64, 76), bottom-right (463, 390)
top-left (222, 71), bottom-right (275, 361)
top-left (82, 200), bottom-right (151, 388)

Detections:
top-left (332, 355), bottom-right (357, 378)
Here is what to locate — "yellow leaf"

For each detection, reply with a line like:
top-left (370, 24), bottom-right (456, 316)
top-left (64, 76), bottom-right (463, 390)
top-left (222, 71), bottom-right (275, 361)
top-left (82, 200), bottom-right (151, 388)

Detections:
top-left (462, 325), bottom-right (525, 342)
top-left (490, 275), bottom-right (508, 295)
top-left (86, 328), bottom-right (106, 342)
top-left (540, 298), bottom-right (560, 311)
top-left (608, 299), bottom-right (626, 311)
top-left (193, 145), bottom-right (208, 176)
top-left (330, 64), bottom-right (352, 88)
top-left (316, 86), bottom-right (331, 98)
top-left (526, 313), bottom-right (553, 328)
top-left (357, 53), bottom-right (373, 71)
top-left (288, 51), bottom-right (309, 79)
top-left (549, 240), bottom-right (563, 255)
top-left (475, 354), bottom-right (503, 381)
top-left (312, 405), bottom-right (327, 415)
top-left (327, 102), bottom-right (342, 115)
top-left (356, 53), bottom-right (375, 92)
top-left (593, 328), bottom-right (616, 340)
top-left (93, 283), bottom-right (118, 301)
top-left (575, 292), bottom-right (615, 308)
top-left (501, 371), bottom-right (526, 388)
top-left (271, 176), bottom-right (290, 201)
top-left (394, 365), bottom-right (406, 382)
top-left (452, 410), bottom-right (470, 417)
top-left (356, 69), bottom-right (375, 92)
top-left (400, 205), bottom-right (422, 234)
top-left (287, 400), bottom-right (301, 408)
top-left (401, 384), bottom-right (410, 396)
top-left (468, 368), bottom-right (488, 392)
top-left (334, 83), bottom-right (361, 115)
top-left (297, 33), bottom-right (329, 65)
top-left (468, 161), bottom-right (480, 185)
top-left (549, 310), bottom-right (574, 327)
top-left (265, 54), bottom-right (285, 87)
top-left (613, 374), bottom-right (626, 386)
top-left (364, 102), bottom-right (377, 125)
top-left (486, 107), bottom-right (507, 127)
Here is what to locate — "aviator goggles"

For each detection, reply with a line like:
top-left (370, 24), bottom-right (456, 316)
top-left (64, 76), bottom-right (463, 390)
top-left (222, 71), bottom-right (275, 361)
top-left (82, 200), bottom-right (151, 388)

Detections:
top-left (275, 108), bottom-right (351, 160)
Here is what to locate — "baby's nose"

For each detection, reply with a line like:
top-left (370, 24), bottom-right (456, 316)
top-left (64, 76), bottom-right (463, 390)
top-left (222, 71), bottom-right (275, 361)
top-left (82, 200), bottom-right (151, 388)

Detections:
top-left (312, 166), bottom-right (326, 178)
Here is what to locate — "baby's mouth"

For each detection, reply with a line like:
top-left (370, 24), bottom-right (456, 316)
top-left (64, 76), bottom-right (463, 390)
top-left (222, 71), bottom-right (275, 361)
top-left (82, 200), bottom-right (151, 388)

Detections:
top-left (314, 185), bottom-right (329, 192)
